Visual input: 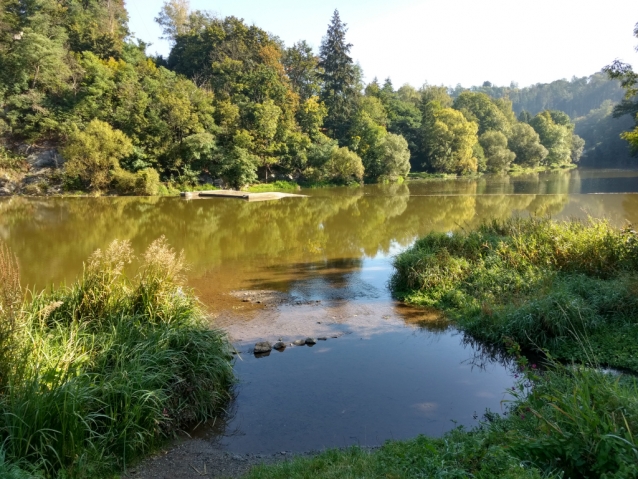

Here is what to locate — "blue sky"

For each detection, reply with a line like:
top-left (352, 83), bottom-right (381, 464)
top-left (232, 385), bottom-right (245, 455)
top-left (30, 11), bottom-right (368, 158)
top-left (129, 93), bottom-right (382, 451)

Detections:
top-left (127, 0), bottom-right (638, 88)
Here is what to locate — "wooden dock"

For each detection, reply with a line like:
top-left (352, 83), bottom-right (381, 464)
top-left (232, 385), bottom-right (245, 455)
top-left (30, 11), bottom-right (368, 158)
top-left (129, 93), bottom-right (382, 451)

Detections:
top-left (180, 190), bottom-right (307, 202)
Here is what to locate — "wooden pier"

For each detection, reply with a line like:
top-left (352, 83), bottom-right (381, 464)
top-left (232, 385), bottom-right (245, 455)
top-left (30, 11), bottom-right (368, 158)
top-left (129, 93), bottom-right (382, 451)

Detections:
top-left (180, 190), bottom-right (307, 202)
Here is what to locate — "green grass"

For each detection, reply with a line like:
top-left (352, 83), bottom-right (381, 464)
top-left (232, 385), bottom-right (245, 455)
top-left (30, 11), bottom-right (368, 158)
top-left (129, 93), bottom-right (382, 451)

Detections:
top-left (406, 172), bottom-right (461, 180)
top-left (0, 238), bottom-right (234, 478)
top-left (245, 180), bottom-right (300, 192)
top-left (245, 426), bottom-right (550, 479)
top-left (0, 147), bottom-right (28, 172)
top-left (390, 217), bottom-right (638, 371)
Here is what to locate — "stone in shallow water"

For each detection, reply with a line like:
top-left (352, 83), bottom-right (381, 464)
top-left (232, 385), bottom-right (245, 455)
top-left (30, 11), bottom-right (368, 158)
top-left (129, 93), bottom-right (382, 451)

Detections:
top-left (273, 341), bottom-right (286, 350)
top-left (293, 339), bottom-right (306, 346)
top-left (305, 338), bottom-right (317, 345)
top-left (254, 341), bottom-right (272, 354)
top-left (318, 337), bottom-right (328, 341)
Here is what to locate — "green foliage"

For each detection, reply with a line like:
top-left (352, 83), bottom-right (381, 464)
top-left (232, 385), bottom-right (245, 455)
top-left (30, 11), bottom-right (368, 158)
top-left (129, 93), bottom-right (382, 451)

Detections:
top-left (0, 146), bottom-right (27, 171)
top-left (0, 238), bottom-right (234, 476)
top-left (453, 91), bottom-right (513, 136)
top-left (283, 40), bottom-right (321, 101)
top-left (62, 119), bottom-right (134, 191)
top-left (575, 100), bottom-right (635, 167)
top-left (319, 10), bottom-right (360, 143)
top-left (479, 130), bottom-right (516, 173)
top-left (326, 146), bottom-right (364, 183)
top-left (246, 180), bottom-right (299, 192)
top-left (503, 341), bottom-right (638, 479)
top-left (245, 428), bottom-right (547, 479)
top-left (421, 104), bottom-right (479, 174)
top-left (375, 133), bottom-right (411, 181)
top-left (508, 123), bottom-right (548, 168)
top-left (112, 167), bottom-right (160, 196)
top-left (529, 111), bottom-right (578, 167)
top-left (391, 217), bottom-right (638, 371)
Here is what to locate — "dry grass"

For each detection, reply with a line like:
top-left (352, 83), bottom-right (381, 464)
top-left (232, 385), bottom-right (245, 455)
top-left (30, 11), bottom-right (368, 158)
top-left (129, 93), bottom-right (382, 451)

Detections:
top-left (0, 241), bottom-right (21, 325)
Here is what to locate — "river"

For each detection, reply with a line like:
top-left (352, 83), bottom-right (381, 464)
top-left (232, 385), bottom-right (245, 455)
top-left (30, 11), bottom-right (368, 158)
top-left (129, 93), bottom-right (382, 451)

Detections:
top-left (1, 168), bottom-right (637, 455)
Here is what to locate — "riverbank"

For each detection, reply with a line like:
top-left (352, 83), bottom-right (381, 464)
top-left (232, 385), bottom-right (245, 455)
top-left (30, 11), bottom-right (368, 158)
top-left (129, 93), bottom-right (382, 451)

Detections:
top-left (391, 216), bottom-right (638, 372)
top-left (0, 239), bottom-right (234, 478)
top-left (241, 217), bottom-right (638, 478)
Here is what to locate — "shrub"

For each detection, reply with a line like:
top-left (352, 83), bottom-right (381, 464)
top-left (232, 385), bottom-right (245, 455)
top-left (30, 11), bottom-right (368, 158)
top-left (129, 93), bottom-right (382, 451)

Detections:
top-left (391, 217), bottom-right (638, 370)
top-left (113, 167), bottom-right (161, 196)
top-left (62, 120), bottom-right (134, 192)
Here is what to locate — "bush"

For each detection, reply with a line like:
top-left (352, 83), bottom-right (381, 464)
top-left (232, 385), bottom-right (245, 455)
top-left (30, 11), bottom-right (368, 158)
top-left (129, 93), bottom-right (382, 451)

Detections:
top-left (113, 167), bottom-right (161, 196)
top-left (0, 238), bottom-right (234, 476)
top-left (327, 146), bottom-right (364, 183)
top-left (62, 120), bottom-right (134, 192)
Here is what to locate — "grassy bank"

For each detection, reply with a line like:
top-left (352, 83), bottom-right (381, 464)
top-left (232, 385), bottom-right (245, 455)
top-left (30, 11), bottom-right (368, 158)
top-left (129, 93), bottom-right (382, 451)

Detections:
top-left (391, 217), bottom-right (638, 372)
top-left (0, 239), bottom-right (234, 478)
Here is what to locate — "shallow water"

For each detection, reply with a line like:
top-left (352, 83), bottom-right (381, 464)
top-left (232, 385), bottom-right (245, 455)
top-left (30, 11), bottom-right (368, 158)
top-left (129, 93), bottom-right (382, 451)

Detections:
top-left (1, 168), bottom-right (637, 453)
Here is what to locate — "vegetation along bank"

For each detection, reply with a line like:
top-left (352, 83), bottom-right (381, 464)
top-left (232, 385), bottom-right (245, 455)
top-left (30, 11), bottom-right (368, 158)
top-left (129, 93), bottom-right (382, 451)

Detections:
top-left (0, 238), bottom-right (234, 478)
top-left (2, 1), bottom-right (638, 197)
top-left (243, 217), bottom-right (638, 478)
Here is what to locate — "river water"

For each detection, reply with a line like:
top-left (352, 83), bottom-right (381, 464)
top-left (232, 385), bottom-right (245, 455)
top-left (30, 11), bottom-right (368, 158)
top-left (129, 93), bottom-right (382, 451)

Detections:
top-left (1, 168), bottom-right (637, 454)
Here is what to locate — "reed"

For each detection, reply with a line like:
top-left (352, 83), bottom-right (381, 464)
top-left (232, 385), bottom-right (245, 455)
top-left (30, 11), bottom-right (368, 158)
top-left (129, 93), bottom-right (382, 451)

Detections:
top-left (0, 238), bottom-right (234, 477)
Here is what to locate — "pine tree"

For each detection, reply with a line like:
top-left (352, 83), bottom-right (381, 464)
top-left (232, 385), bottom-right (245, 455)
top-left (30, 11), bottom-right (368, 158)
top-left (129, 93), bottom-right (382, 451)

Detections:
top-left (319, 10), bottom-right (358, 144)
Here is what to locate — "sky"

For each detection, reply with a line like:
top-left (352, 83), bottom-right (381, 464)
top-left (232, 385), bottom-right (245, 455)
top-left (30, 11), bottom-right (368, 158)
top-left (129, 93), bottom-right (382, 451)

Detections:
top-left (127, 0), bottom-right (638, 89)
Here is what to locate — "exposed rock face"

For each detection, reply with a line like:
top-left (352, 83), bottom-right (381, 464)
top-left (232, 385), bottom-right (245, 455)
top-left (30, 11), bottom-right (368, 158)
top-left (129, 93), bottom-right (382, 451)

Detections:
top-left (25, 148), bottom-right (64, 169)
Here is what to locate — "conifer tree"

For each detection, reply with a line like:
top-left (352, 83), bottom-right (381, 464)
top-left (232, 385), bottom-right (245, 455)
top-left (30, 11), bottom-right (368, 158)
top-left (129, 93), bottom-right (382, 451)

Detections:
top-left (319, 10), bottom-right (359, 144)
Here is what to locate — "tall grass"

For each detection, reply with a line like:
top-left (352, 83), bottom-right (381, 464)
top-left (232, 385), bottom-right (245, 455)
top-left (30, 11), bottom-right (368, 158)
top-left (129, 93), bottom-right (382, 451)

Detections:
top-left (391, 217), bottom-right (638, 371)
top-left (0, 238), bottom-right (234, 477)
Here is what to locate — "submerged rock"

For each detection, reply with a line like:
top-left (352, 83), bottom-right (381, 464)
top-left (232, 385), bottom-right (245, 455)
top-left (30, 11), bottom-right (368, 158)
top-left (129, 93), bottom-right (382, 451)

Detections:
top-left (273, 341), bottom-right (286, 350)
top-left (305, 338), bottom-right (317, 345)
top-left (254, 341), bottom-right (272, 354)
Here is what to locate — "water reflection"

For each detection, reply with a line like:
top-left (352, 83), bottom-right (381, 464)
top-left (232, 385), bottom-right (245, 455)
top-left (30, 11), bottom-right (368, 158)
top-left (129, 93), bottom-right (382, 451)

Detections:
top-left (0, 171), bottom-right (636, 300)
top-left (1, 169), bottom-right (637, 453)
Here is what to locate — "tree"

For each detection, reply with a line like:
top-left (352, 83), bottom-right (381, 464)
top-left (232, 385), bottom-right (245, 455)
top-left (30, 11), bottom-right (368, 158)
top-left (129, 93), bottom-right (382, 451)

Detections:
top-left (479, 130), bottom-right (515, 173)
top-left (529, 111), bottom-right (574, 167)
top-left (453, 91), bottom-right (512, 135)
top-left (66, 0), bottom-right (130, 58)
top-left (422, 104), bottom-right (479, 174)
top-left (508, 123), bottom-right (548, 167)
top-left (376, 133), bottom-right (411, 180)
top-left (155, 0), bottom-right (191, 42)
top-left (283, 40), bottom-right (321, 101)
top-left (319, 10), bottom-right (359, 143)
top-left (327, 146), bottom-right (364, 183)
top-left (574, 100), bottom-right (635, 167)
top-left (605, 21), bottom-right (638, 154)
top-left (62, 119), bottom-right (133, 191)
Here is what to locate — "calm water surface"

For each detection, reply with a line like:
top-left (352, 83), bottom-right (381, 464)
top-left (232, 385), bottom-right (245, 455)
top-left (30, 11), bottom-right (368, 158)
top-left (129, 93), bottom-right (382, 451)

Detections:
top-left (1, 169), bottom-right (637, 453)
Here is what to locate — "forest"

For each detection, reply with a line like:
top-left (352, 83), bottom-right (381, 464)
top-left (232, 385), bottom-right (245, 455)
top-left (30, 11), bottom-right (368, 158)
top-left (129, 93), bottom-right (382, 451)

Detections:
top-left (0, 0), bottom-right (637, 194)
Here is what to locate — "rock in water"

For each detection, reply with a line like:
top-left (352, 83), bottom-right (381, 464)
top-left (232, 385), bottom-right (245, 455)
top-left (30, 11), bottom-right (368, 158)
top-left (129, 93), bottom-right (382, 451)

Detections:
top-left (305, 337), bottom-right (317, 345)
top-left (293, 339), bottom-right (306, 346)
top-left (273, 341), bottom-right (286, 350)
top-left (254, 341), bottom-right (272, 354)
